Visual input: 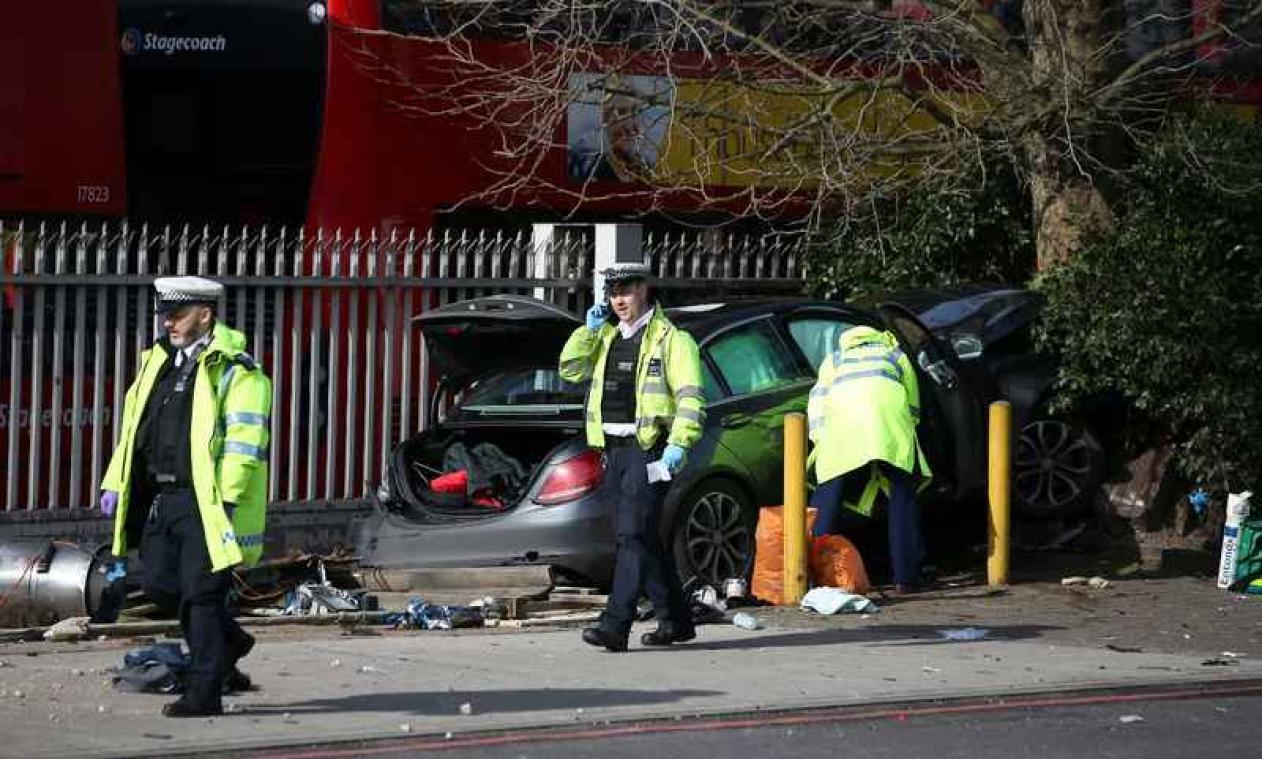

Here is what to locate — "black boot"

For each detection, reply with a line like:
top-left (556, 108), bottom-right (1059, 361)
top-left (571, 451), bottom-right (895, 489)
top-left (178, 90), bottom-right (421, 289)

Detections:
top-left (640, 621), bottom-right (696, 647)
top-left (162, 697), bottom-right (223, 718)
top-left (581, 626), bottom-right (629, 652)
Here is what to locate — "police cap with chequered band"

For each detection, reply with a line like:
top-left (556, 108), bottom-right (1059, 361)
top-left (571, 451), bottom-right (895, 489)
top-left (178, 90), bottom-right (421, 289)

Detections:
top-left (599, 262), bottom-right (653, 285)
top-left (153, 276), bottom-right (224, 314)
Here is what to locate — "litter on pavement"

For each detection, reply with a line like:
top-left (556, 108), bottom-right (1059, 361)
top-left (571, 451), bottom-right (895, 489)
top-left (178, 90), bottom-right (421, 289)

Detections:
top-left (800, 587), bottom-right (880, 615)
top-left (937, 627), bottom-right (991, 642)
top-left (389, 597), bottom-right (483, 630)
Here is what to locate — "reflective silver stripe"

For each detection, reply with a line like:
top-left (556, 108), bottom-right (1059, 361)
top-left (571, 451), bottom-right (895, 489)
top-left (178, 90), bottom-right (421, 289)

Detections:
top-left (638, 415), bottom-right (670, 429)
top-left (642, 379), bottom-right (670, 395)
top-left (224, 440), bottom-right (268, 460)
top-left (217, 363), bottom-right (237, 400)
top-left (225, 411), bottom-right (268, 427)
top-left (831, 368), bottom-right (902, 386)
top-left (236, 533), bottom-right (265, 548)
top-left (839, 352), bottom-right (903, 380)
top-left (675, 406), bottom-right (704, 423)
top-left (809, 385), bottom-right (828, 398)
top-left (675, 385), bottom-right (704, 401)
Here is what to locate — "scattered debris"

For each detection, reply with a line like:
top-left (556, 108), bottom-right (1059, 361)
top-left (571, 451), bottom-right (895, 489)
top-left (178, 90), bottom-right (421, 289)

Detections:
top-left (1118, 715), bottom-right (1144, 724)
top-left (329, 659), bottom-right (342, 668)
top-left (459, 702), bottom-right (474, 715)
top-left (390, 597), bottom-right (483, 631)
top-left (1221, 651), bottom-right (1246, 658)
top-left (400, 723), bottom-right (412, 733)
top-left (731, 612), bottom-right (759, 630)
top-left (282, 582), bottom-right (365, 616)
top-left (1201, 658), bottom-right (1239, 667)
top-left (357, 665), bottom-right (380, 674)
top-left (1061, 575), bottom-right (1111, 589)
top-left (937, 627), bottom-right (990, 642)
top-left (43, 617), bottom-right (90, 642)
top-left (921, 666), bottom-right (942, 674)
top-left (1106, 644), bottom-right (1143, 654)
top-left (800, 587), bottom-right (879, 615)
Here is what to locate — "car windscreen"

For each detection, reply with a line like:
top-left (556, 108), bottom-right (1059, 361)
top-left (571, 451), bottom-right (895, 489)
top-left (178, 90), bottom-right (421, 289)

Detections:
top-left (451, 368), bottom-right (587, 417)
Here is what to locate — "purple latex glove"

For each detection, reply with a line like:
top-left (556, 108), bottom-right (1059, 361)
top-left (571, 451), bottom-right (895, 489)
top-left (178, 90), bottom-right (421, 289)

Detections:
top-left (100, 490), bottom-right (119, 517)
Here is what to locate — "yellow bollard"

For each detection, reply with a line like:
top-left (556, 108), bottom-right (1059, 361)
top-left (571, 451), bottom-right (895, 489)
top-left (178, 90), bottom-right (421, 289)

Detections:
top-left (783, 412), bottom-right (809, 605)
top-left (987, 401), bottom-right (1012, 587)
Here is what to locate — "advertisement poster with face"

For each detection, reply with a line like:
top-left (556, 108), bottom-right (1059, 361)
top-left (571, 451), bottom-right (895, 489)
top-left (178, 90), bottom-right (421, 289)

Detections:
top-left (567, 73), bottom-right (673, 183)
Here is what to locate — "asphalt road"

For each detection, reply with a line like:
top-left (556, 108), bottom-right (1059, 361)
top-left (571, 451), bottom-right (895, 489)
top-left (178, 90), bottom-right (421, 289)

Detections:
top-left (224, 683), bottom-right (1261, 759)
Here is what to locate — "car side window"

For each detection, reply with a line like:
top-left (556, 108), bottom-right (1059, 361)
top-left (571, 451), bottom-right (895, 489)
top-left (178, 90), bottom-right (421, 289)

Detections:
top-left (787, 316), bottom-right (856, 374)
top-left (705, 321), bottom-right (800, 397)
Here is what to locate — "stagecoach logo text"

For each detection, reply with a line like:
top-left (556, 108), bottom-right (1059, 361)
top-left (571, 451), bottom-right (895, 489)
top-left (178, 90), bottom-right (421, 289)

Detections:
top-left (120, 28), bottom-right (227, 56)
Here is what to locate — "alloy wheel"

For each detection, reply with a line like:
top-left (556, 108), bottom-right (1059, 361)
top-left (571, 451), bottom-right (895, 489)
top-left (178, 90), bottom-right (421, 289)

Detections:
top-left (1014, 419), bottom-right (1102, 518)
top-left (681, 487), bottom-right (753, 587)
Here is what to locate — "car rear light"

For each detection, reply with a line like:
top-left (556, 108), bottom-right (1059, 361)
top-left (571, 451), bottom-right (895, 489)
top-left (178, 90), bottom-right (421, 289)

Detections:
top-left (535, 449), bottom-right (605, 506)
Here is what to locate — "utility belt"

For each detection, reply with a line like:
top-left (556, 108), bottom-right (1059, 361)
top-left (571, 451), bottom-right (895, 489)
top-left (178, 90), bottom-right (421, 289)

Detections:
top-left (150, 473), bottom-right (192, 494)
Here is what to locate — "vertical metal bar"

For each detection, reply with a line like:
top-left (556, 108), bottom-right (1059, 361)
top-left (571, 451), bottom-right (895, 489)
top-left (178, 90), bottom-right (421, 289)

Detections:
top-left (46, 223), bottom-right (70, 508)
top-left (27, 224), bottom-right (49, 509)
top-left (177, 223), bottom-right (190, 274)
top-left (325, 229), bottom-right (343, 497)
top-left (136, 226), bottom-right (151, 359)
top-left (0, 223), bottom-right (6, 509)
top-left (268, 228), bottom-right (285, 503)
top-left (251, 227), bottom-right (268, 490)
top-left (89, 222), bottom-right (109, 507)
top-left (344, 230), bottom-right (361, 496)
top-left (197, 224), bottom-right (210, 276)
top-left (234, 225), bottom-right (248, 328)
top-left (399, 229), bottom-right (415, 442)
top-left (305, 228), bottom-right (323, 500)
top-left (112, 223), bottom-right (129, 450)
top-left (362, 231), bottom-right (379, 495)
top-left (417, 230), bottom-right (433, 434)
top-left (68, 224), bottom-right (89, 508)
top-left (5, 222), bottom-right (26, 510)
top-left (379, 231), bottom-right (397, 477)
top-left (286, 228), bottom-right (302, 500)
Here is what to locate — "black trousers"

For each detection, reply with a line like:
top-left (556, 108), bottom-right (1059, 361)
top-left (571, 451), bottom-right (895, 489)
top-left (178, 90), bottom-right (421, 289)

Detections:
top-left (600, 440), bottom-right (689, 632)
top-left (140, 490), bottom-right (245, 708)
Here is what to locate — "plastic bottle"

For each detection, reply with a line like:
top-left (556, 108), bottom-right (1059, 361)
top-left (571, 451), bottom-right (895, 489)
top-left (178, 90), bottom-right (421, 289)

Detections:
top-left (732, 612), bottom-right (759, 630)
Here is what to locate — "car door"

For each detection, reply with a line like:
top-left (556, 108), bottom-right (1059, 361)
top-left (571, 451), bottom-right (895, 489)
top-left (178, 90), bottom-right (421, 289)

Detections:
top-left (878, 303), bottom-right (992, 500)
top-left (700, 316), bottom-right (811, 507)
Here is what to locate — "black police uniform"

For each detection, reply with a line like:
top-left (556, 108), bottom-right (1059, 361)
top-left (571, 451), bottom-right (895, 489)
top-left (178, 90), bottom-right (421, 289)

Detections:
top-left (595, 324), bottom-right (691, 640)
top-left (131, 337), bottom-right (251, 713)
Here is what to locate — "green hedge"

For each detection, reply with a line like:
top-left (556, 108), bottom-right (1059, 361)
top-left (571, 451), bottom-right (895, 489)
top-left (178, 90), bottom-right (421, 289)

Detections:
top-left (1035, 112), bottom-right (1262, 491)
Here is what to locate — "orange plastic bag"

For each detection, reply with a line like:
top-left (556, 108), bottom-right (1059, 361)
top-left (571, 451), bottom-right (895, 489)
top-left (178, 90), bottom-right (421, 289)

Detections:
top-left (751, 506), bottom-right (817, 605)
top-left (809, 534), bottom-right (870, 595)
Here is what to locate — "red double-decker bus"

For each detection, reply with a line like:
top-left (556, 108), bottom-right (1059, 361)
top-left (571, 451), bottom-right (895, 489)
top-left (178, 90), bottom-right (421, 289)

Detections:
top-left (2, 1), bottom-right (1260, 231)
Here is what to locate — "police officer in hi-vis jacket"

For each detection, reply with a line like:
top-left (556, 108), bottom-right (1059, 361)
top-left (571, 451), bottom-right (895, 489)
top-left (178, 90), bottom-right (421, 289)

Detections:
top-left (100, 276), bottom-right (272, 717)
top-left (559, 263), bottom-right (706, 651)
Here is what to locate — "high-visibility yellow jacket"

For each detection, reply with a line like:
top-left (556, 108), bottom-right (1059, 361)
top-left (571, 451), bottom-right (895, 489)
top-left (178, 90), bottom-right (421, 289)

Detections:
top-left (102, 322), bottom-right (272, 571)
top-left (807, 326), bottom-right (930, 515)
top-left (558, 305), bottom-right (706, 450)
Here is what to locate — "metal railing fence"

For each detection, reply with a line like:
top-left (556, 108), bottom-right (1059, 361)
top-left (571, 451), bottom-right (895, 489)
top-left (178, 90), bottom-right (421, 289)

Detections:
top-left (0, 220), bottom-right (805, 512)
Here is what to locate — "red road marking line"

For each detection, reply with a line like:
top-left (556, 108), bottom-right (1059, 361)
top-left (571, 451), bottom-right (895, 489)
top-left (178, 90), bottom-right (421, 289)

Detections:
top-left (242, 681), bottom-right (1262, 759)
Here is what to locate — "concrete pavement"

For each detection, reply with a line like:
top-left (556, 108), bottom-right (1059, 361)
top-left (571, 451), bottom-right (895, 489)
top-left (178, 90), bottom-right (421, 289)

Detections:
top-left (1, 614), bottom-right (1259, 759)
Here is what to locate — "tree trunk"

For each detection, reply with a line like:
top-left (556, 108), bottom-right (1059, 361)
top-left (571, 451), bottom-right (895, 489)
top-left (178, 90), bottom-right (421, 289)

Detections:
top-left (1023, 0), bottom-right (1118, 270)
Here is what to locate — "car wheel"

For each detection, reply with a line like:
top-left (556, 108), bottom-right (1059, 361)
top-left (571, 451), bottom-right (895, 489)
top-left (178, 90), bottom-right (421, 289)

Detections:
top-left (1014, 418), bottom-right (1104, 519)
top-left (671, 479), bottom-right (756, 589)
